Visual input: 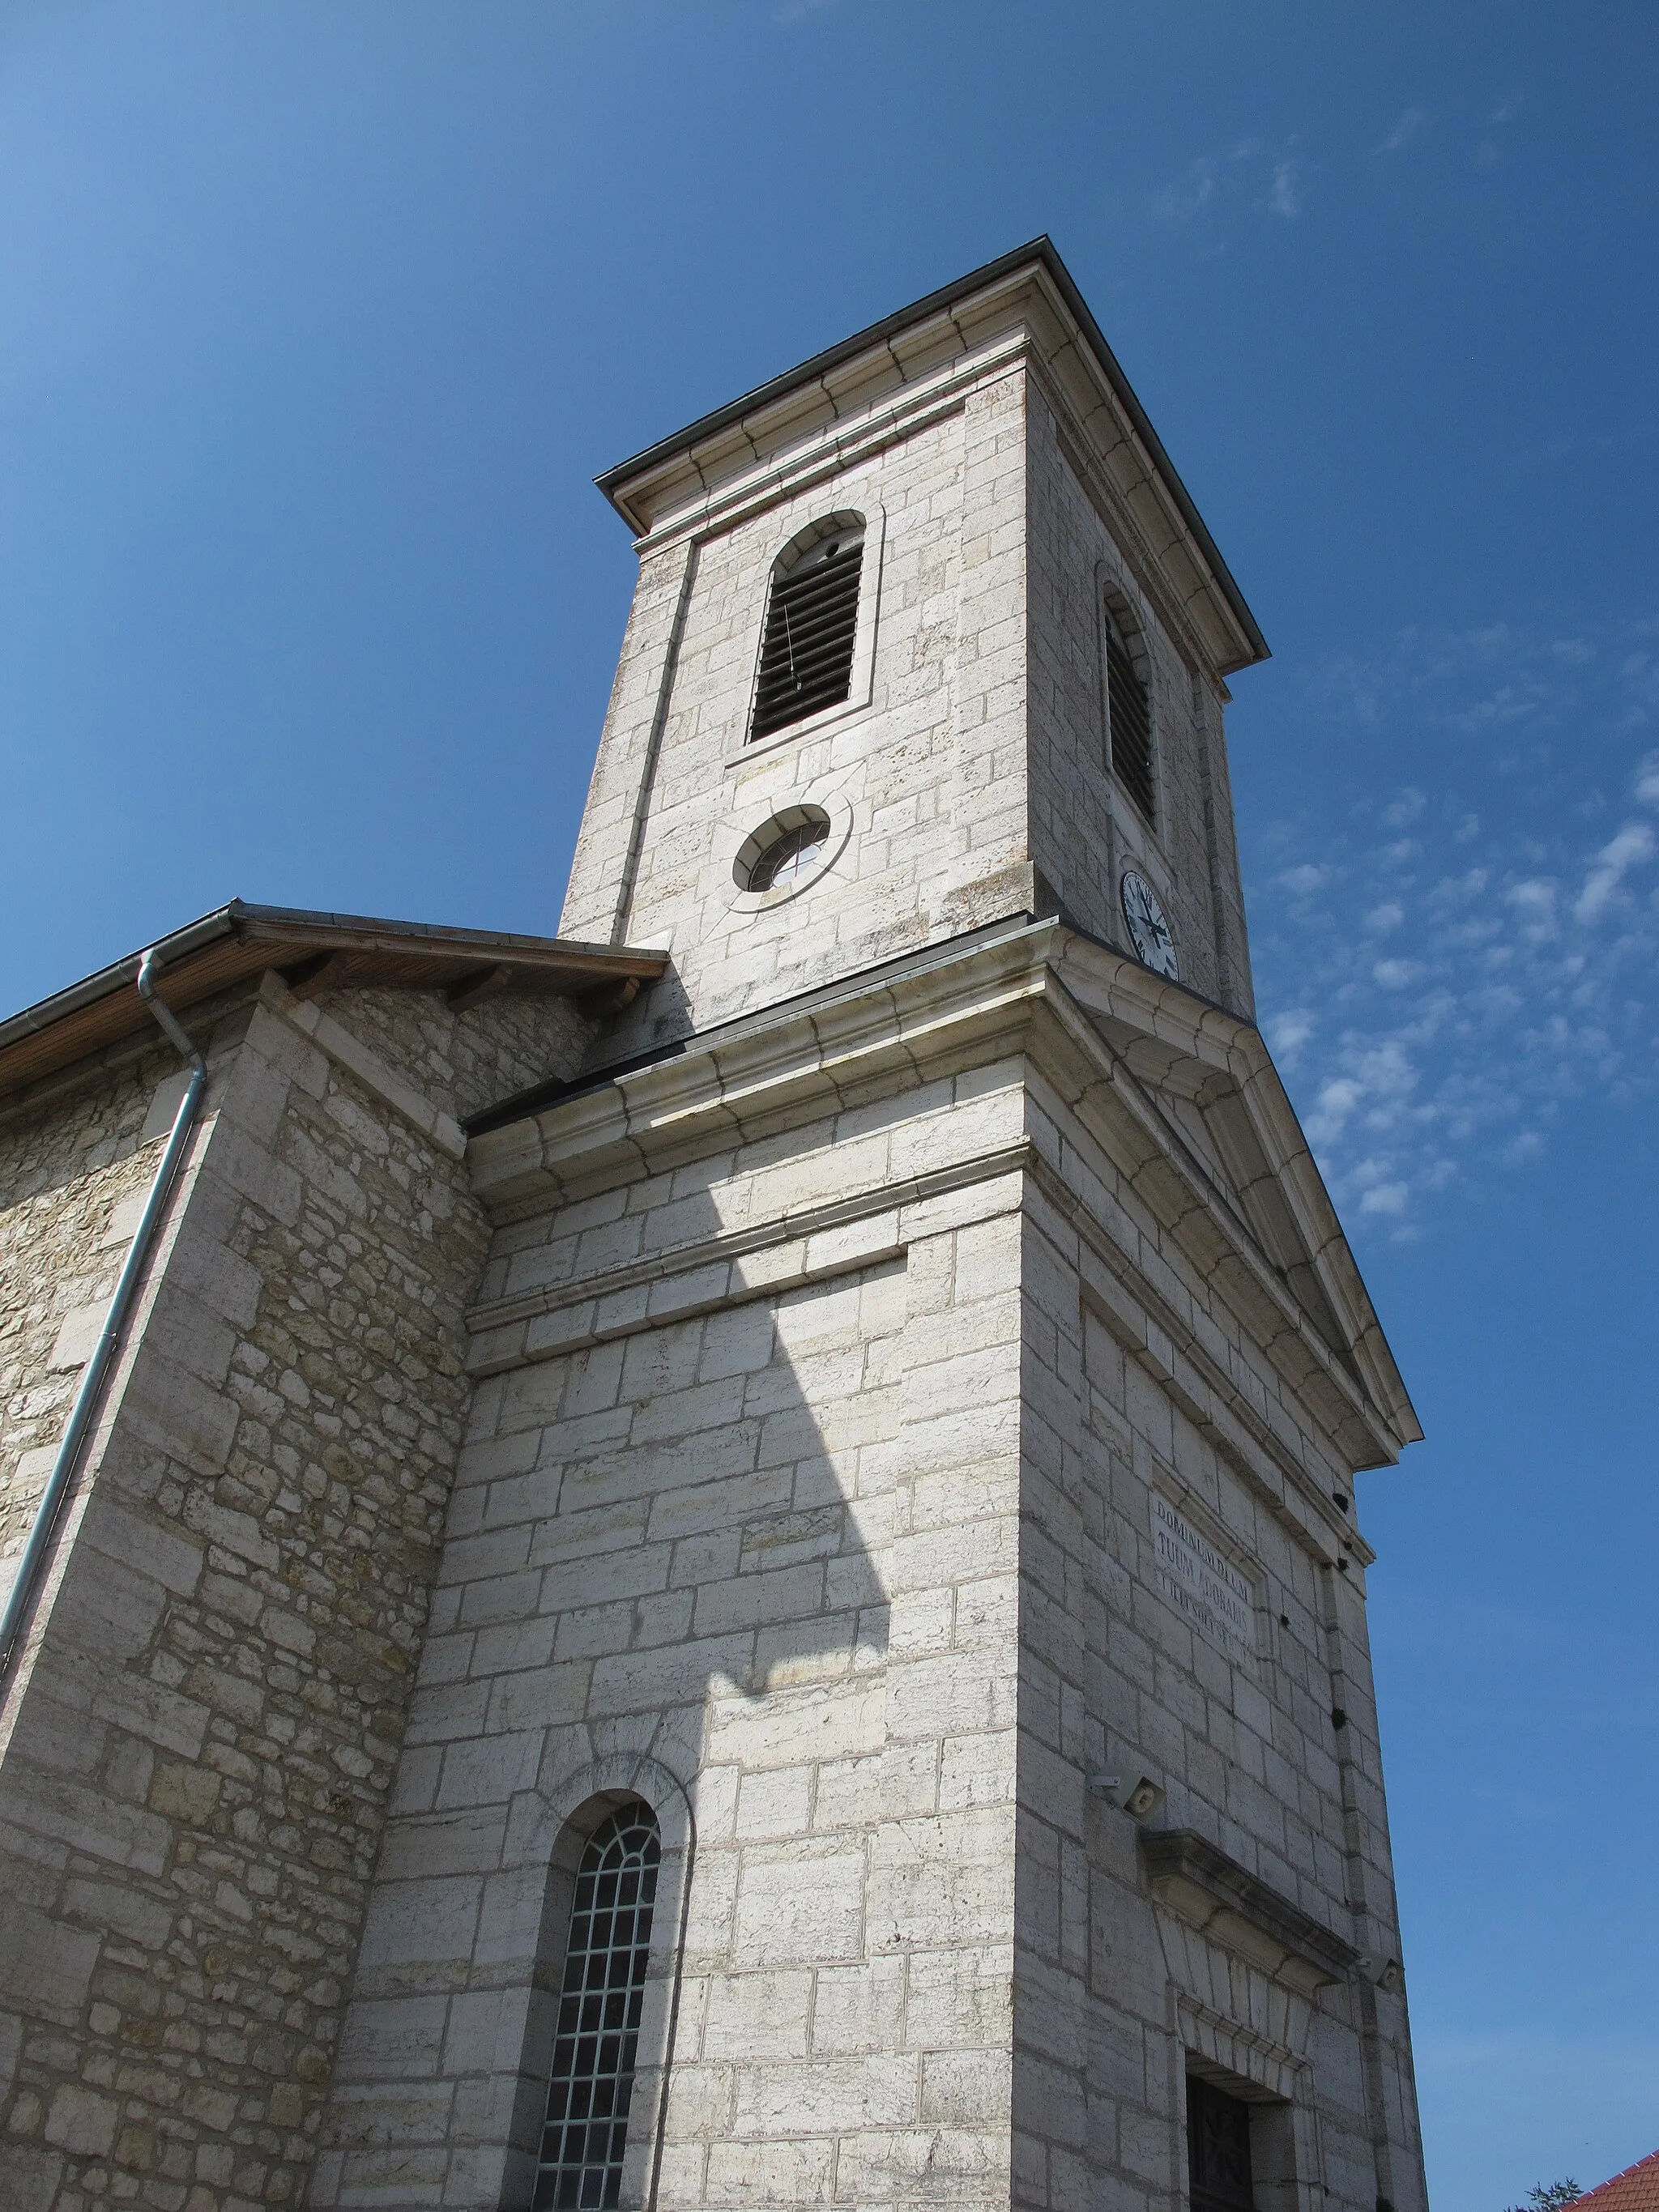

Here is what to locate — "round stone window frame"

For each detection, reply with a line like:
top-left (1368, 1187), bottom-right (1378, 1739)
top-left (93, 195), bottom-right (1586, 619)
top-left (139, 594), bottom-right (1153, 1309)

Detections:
top-left (726, 791), bottom-right (855, 914)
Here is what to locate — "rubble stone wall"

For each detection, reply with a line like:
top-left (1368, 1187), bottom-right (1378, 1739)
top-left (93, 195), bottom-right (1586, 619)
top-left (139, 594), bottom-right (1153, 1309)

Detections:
top-left (0, 979), bottom-right (586, 2212)
top-left (0, 1045), bottom-right (178, 1592)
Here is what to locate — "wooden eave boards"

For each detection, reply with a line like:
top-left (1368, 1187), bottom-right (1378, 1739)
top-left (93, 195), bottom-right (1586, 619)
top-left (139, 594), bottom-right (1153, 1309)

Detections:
top-left (0, 901), bottom-right (667, 1104)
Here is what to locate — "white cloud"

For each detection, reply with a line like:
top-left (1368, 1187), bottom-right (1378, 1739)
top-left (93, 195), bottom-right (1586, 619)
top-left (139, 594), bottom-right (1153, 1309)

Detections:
top-left (1265, 1008), bottom-right (1316, 1058)
top-left (1250, 614), bottom-right (1659, 1239)
top-left (1359, 1182), bottom-right (1410, 1216)
top-left (1375, 106), bottom-right (1427, 155)
top-left (1152, 139), bottom-right (1304, 233)
top-left (1373, 959), bottom-right (1424, 990)
top-left (1476, 95), bottom-right (1523, 168)
top-left (1306, 1075), bottom-right (1363, 1147)
top-left (1574, 822), bottom-right (1655, 923)
top-left (1153, 154), bottom-right (1226, 225)
top-left (1505, 878), bottom-right (1557, 941)
top-left (1275, 863), bottom-right (1333, 896)
top-left (1268, 162), bottom-right (1301, 218)
top-left (1431, 867), bottom-right (1490, 907)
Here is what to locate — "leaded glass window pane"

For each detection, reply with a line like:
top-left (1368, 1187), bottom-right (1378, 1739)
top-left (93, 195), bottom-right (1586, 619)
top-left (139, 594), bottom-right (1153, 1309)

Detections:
top-left (534, 1803), bottom-right (662, 2212)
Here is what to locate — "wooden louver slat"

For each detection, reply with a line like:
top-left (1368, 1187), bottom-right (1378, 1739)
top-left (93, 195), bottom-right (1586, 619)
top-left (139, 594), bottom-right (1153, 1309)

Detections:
top-left (1107, 629), bottom-right (1155, 823)
top-left (751, 538), bottom-right (864, 739)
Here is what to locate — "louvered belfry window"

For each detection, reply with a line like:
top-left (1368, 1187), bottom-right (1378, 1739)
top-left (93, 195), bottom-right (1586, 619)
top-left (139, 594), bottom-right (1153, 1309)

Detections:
top-left (750, 526), bottom-right (864, 740)
top-left (535, 1801), bottom-right (662, 2212)
top-left (1105, 607), bottom-right (1155, 824)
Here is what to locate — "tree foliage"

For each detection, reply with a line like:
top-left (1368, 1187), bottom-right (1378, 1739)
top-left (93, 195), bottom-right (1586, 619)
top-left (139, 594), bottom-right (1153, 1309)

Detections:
top-left (1507, 2182), bottom-right (1583, 2212)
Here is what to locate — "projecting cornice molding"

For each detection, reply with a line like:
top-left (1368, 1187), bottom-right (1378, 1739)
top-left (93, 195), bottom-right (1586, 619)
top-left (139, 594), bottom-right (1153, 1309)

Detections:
top-left (465, 917), bottom-right (1419, 1475)
top-left (595, 238), bottom-right (1267, 682)
top-left (1140, 1828), bottom-right (1363, 1997)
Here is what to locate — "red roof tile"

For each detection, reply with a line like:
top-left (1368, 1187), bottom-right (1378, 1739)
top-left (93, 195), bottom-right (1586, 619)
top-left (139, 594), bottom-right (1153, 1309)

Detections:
top-left (1572, 2150), bottom-right (1659, 2212)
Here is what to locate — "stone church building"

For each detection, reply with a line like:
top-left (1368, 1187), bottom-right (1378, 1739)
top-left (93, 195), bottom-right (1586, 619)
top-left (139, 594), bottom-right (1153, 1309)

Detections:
top-left (0, 241), bottom-right (1429, 2212)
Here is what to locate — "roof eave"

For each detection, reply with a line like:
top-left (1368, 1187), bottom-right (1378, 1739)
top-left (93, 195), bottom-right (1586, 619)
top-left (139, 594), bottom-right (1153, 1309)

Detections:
top-left (595, 235), bottom-right (1269, 670)
top-left (0, 901), bottom-right (669, 1107)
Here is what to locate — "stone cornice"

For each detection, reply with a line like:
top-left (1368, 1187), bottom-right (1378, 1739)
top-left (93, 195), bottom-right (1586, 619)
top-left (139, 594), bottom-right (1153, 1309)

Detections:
top-left (1140, 1828), bottom-right (1362, 1997)
top-left (464, 1142), bottom-right (1030, 1376)
top-left (610, 256), bottom-right (1262, 683)
top-left (466, 922), bottom-right (1418, 1474)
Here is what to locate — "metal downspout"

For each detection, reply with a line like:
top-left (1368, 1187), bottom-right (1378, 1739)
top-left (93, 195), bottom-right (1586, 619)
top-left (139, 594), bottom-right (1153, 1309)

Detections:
top-left (0, 948), bottom-right (207, 1678)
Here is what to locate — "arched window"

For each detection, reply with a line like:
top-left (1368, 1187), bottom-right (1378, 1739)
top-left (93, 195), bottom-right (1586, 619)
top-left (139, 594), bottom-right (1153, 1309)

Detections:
top-left (535, 1801), bottom-right (663, 2212)
top-left (1104, 603), bottom-right (1155, 825)
top-left (750, 520), bottom-right (865, 740)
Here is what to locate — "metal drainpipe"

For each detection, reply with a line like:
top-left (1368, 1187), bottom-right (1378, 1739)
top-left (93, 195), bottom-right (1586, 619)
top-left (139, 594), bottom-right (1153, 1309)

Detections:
top-left (0, 948), bottom-right (207, 1677)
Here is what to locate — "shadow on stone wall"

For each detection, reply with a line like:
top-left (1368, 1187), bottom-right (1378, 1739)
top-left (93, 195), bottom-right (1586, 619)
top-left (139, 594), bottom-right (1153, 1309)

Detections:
top-left (313, 1238), bottom-right (903, 2210)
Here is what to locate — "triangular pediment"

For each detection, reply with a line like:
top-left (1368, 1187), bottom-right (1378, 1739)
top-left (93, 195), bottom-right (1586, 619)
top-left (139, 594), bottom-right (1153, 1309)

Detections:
top-left (1048, 928), bottom-right (1421, 1464)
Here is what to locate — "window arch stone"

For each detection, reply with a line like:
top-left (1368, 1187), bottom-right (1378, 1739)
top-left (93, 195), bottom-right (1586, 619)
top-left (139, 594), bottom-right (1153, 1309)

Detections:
top-left (500, 1754), bottom-right (694, 2212)
top-left (736, 504), bottom-right (884, 756)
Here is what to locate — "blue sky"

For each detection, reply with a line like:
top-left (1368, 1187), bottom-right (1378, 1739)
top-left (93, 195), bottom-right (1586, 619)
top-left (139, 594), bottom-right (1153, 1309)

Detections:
top-left (2, 6), bottom-right (1656, 2204)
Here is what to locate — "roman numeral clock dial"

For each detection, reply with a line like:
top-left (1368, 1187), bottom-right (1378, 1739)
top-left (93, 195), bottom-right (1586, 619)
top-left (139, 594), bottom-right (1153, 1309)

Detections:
top-left (1120, 868), bottom-right (1179, 980)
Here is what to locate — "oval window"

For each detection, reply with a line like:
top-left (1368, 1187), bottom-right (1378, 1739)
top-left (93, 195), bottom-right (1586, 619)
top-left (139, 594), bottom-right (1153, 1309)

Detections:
top-left (737, 807), bottom-right (831, 894)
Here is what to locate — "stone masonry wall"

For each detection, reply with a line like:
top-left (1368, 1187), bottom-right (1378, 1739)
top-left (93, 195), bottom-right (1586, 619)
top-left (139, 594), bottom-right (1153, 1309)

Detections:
top-left (1004, 1059), bottom-right (1425, 2212)
top-left (1024, 383), bottom-right (1249, 1016)
top-left (313, 990), bottom-right (591, 1129)
top-left (0, 1045), bottom-right (179, 1591)
top-left (564, 372), bottom-right (1037, 1060)
top-left (0, 978), bottom-right (587, 2212)
top-left (315, 1048), bottom-right (1037, 2211)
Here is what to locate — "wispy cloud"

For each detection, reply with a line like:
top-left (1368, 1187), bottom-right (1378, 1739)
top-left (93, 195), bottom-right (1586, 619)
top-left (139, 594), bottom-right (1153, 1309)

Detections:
top-left (1152, 138), bottom-right (1305, 235)
top-left (1250, 620), bottom-right (1659, 1239)
top-left (1575, 821), bottom-right (1655, 923)
top-left (1477, 87), bottom-right (1525, 166)
top-left (1276, 862), bottom-right (1334, 896)
top-left (1268, 161), bottom-right (1302, 218)
top-left (1375, 105), bottom-right (1428, 156)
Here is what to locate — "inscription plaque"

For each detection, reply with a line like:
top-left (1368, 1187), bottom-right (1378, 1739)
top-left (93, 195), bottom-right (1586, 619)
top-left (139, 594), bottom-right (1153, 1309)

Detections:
top-left (1152, 1494), bottom-right (1256, 1660)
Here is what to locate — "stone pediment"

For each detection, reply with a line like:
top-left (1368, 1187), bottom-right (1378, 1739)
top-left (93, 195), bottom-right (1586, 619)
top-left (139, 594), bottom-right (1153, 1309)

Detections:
top-left (1047, 927), bottom-right (1421, 1466)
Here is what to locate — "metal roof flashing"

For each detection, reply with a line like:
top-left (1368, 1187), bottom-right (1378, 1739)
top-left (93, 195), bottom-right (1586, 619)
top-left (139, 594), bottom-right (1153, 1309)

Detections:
top-left (595, 237), bottom-right (1268, 671)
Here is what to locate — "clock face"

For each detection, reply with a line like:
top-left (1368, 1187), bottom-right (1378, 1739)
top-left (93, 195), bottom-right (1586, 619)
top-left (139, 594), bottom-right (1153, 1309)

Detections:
top-left (1120, 869), bottom-right (1179, 980)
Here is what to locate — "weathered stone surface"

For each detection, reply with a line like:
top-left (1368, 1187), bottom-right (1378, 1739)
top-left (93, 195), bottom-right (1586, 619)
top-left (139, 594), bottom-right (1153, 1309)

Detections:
top-left (0, 246), bottom-right (1425, 2212)
top-left (0, 984), bottom-right (588, 2209)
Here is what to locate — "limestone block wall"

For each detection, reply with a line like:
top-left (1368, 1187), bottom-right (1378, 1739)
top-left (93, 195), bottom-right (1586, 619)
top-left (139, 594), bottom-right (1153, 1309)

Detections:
top-left (563, 370), bottom-right (1037, 1057)
top-left (0, 978), bottom-right (587, 2212)
top-left (1005, 1066), bottom-right (1424, 2212)
top-left (315, 1055), bottom-right (1037, 2211)
top-left (1023, 383), bottom-right (1252, 1017)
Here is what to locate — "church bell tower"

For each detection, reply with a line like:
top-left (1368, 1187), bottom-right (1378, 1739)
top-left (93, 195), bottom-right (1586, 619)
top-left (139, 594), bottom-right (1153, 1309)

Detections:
top-left (318, 240), bottom-right (1429, 2212)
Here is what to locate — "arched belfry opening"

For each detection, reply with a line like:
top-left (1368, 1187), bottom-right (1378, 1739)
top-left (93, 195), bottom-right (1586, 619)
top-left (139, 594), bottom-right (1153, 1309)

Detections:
top-left (749, 514), bottom-right (866, 741)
